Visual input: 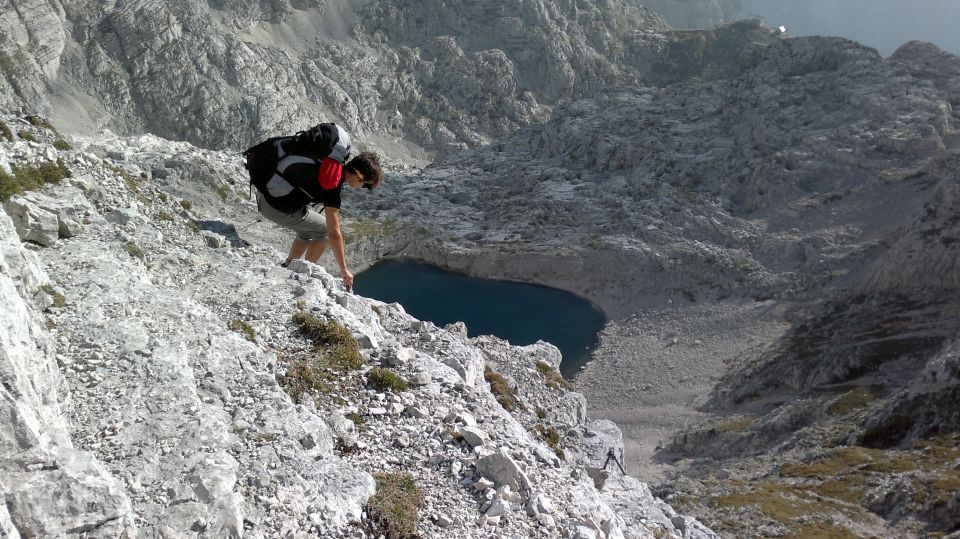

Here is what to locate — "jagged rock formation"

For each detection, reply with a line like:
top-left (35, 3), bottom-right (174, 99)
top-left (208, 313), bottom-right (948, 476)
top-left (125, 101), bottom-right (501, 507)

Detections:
top-left (0, 0), bottom-right (672, 157)
top-left (0, 114), bottom-right (713, 537)
top-left (333, 36), bottom-right (960, 536)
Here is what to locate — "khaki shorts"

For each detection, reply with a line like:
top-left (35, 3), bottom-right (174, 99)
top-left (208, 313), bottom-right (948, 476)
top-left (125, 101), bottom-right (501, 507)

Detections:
top-left (256, 193), bottom-right (328, 241)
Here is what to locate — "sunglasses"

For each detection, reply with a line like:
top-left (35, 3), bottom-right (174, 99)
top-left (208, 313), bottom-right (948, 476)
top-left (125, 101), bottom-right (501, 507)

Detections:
top-left (355, 171), bottom-right (374, 190)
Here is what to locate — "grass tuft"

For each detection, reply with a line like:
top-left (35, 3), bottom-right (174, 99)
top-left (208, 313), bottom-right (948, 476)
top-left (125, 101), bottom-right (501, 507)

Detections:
top-left (279, 312), bottom-right (364, 402)
top-left (52, 138), bottom-right (71, 151)
top-left (180, 199), bottom-right (193, 211)
top-left (367, 367), bottom-right (409, 392)
top-left (25, 115), bottom-right (55, 131)
top-left (535, 360), bottom-right (572, 391)
top-left (17, 130), bottom-right (35, 142)
top-left (0, 159), bottom-right (72, 201)
top-left (367, 472), bottom-right (424, 538)
top-left (40, 284), bottom-right (66, 307)
top-left (228, 319), bottom-right (257, 342)
top-left (278, 359), bottom-right (333, 403)
top-left (0, 120), bottom-right (12, 141)
top-left (484, 365), bottom-right (518, 411)
top-left (346, 412), bottom-right (365, 427)
top-left (123, 242), bottom-right (145, 261)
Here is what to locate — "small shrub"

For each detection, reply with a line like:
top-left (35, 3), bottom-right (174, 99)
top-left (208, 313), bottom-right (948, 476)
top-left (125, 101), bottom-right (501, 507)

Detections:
top-left (180, 199), bottom-right (192, 211)
top-left (367, 367), bottom-right (409, 392)
top-left (228, 319), bottom-right (257, 342)
top-left (40, 284), bottom-right (66, 307)
top-left (0, 159), bottom-right (71, 201)
top-left (535, 361), bottom-right (572, 391)
top-left (186, 220), bottom-right (200, 233)
top-left (52, 138), bottom-right (71, 151)
top-left (25, 115), bottom-right (55, 131)
top-left (157, 211), bottom-right (174, 221)
top-left (367, 472), bottom-right (424, 538)
top-left (293, 311), bottom-right (363, 370)
top-left (536, 424), bottom-right (562, 449)
top-left (17, 130), bottom-right (35, 142)
top-left (123, 242), bottom-right (145, 261)
top-left (157, 192), bottom-right (168, 203)
top-left (279, 359), bottom-right (331, 403)
top-left (0, 120), bottom-right (12, 141)
top-left (484, 365), bottom-right (517, 411)
top-left (536, 407), bottom-right (547, 420)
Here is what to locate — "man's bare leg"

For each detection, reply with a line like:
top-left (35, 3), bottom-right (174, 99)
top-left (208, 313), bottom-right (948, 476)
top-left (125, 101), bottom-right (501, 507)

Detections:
top-left (286, 238), bottom-right (310, 263)
top-left (286, 239), bottom-right (327, 264)
top-left (304, 240), bottom-right (327, 263)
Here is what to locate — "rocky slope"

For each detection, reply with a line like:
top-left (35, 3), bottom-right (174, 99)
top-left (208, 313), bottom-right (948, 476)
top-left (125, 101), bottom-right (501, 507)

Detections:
top-left (0, 0), bottom-right (674, 158)
top-left (0, 114), bottom-right (714, 537)
top-left (336, 36), bottom-right (960, 537)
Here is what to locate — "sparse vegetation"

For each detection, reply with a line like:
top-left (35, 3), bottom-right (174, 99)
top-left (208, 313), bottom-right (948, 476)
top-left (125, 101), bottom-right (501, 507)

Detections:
top-left (0, 120), bottom-right (12, 141)
top-left (52, 138), bottom-right (71, 151)
top-left (535, 360), bottom-right (571, 391)
top-left (216, 184), bottom-right (230, 200)
top-left (346, 412), bottom-right (365, 427)
top-left (536, 407), bottom-right (547, 420)
top-left (186, 220), bottom-right (200, 233)
top-left (366, 472), bottom-right (424, 538)
top-left (694, 435), bottom-right (960, 537)
top-left (40, 284), bottom-right (66, 307)
top-left (278, 358), bottom-right (333, 403)
top-left (278, 312), bottom-right (365, 403)
top-left (0, 159), bottom-right (72, 201)
top-left (25, 115), bottom-right (55, 131)
top-left (123, 242), bottom-right (145, 261)
top-left (17, 130), bottom-right (35, 142)
top-left (228, 319), bottom-right (257, 342)
top-left (180, 199), bottom-right (193, 211)
top-left (484, 365), bottom-right (518, 411)
top-left (367, 367), bottom-right (409, 392)
top-left (827, 386), bottom-right (880, 416)
top-left (157, 211), bottom-right (174, 221)
top-left (536, 423), bottom-right (564, 459)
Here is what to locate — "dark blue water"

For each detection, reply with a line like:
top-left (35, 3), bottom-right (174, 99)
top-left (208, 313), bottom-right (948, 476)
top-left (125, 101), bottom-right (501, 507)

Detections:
top-left (354, 259), bottom-right (606, 379)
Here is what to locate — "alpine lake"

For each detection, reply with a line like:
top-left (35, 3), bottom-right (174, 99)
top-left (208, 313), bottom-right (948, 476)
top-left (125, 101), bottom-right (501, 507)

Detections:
top-left (353, 259), bottom-right (607, 379)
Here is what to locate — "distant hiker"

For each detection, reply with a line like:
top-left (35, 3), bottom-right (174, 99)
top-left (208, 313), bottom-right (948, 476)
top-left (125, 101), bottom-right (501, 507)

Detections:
top-left (243, 123), bottom-right (383, 291)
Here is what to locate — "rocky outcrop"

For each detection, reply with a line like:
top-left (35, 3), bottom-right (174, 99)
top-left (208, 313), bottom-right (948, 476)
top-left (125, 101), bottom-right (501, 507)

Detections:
top-left (0, 0), bottom-right (671, 157)
top-left (0, 114), bottom-right (710, 538)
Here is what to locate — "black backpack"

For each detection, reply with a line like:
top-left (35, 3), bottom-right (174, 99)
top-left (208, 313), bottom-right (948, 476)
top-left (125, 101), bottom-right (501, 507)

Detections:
top-left (243, 123), bottom-right (342, 210)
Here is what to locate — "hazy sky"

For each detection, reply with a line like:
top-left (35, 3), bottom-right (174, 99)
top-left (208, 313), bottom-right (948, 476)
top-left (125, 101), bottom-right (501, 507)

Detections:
top-left (739, 0), bottom-right (960, 57)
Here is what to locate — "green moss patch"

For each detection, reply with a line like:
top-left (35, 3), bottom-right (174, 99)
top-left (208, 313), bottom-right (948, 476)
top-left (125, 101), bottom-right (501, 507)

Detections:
top-left (367, 472), bottom-right (424, 538)
top-left (367, 367), bottom-right (409, 392)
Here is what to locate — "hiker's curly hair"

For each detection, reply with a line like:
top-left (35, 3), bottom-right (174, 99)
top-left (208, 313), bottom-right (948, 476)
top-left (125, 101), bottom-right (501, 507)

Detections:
top-left (345, 152), bottom-right (384, 189)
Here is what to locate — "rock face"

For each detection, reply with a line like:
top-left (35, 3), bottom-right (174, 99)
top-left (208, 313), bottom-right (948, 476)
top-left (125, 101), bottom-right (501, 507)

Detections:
top-left (0, 114), bottom-right (711, 538)
top-left (0, 0), bottom-right (669, 157)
